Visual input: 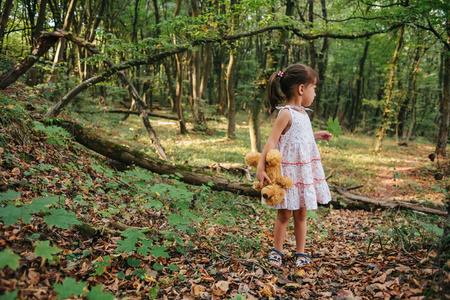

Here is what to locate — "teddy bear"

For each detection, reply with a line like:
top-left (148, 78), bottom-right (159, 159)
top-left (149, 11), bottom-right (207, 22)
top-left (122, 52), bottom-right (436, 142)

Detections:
top-left (245, 149), bottom-right (293, 206)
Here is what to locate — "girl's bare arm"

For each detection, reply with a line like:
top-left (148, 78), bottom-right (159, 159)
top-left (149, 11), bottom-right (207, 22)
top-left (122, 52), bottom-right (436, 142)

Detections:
top-left (256, 109), bottom-right (291, 188)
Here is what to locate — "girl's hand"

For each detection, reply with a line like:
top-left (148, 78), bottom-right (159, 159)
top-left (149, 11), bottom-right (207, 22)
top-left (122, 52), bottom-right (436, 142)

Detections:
top-left (256, 169), bottom-right (271, 188)
top-left (314, 131), bottom-right (332, 141)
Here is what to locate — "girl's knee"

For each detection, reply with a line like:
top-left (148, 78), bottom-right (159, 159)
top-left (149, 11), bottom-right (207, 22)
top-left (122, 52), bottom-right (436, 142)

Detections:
top-left (277, 210), bottom-right (291, 223)
top-left (293, 208), bottom-right (307, 221)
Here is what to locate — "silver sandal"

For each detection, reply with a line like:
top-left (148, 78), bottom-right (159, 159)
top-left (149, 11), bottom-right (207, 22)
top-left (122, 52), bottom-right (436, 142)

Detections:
top-left (268, 248), bottom-right (284, 267)
top-left (295, 253), bottom-right (311, 267)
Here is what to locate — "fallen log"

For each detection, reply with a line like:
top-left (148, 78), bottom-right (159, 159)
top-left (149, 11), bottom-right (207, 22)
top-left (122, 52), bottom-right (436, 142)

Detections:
top-left (52, 118), bottom-right (446, 216)
top-left (328, 186), bottom-right (446, 216)
top-left (52, 118), bottom-right (258, 197)
top-left (75, 109), bottom-right (178, 121)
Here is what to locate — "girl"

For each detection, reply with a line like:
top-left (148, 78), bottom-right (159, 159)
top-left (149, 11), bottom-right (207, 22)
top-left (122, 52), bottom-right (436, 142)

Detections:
top-left (256, 64), bottom-right (332, 268)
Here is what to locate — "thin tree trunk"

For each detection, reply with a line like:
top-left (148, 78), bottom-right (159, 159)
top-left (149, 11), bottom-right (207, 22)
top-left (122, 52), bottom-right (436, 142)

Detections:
top-left (0, 0), bottom-right (13, 53)
top-left (175, 51), bottom-right (187, 134)
top-left (50, 0), bottom-right (77, 76)
top-left (435, 20), bottom-right (450, 156)
top-left (226, 45), bottom-right (238, 139)
top-left (226, 0), bottom-right (239, 139)
top-left (27, 0), bottom-right (48, 86)
top-left (375, 26), bottom-right (404, 152)
top-left (216, 45), bottom-right (227, 115)
top-left (350, 38), bottom-right (370, 132)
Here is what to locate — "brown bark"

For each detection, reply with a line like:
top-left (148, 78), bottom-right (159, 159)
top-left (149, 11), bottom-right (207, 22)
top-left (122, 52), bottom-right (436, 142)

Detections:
top-left (75, 109), bottom-right (178, 121)
top-left (435, 24), bottom-right (450, 156)
top-left (0, 0), bottom-right (13, 53)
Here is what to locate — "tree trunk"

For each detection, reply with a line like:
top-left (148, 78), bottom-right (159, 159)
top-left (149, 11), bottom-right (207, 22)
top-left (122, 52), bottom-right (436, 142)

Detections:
top-left (0, 32), bottom-right (63, 89)
top-left (397, 41), bottom-right (428, 139)
top-left (226, 44), bottom-right (238, 139)
top-left (175, 51), bottom-right (187, 134)
top-left (216, 45), bottom-right (227, 115)
top-left (0, 0), bottom-right (13, 53)
top-left (375, 26), bottom-right (404, 152)
top-left (435, 21), bottom-right (450, 156)
top-left (350, 38), bottom-right (370, 132)
top-left (27, 0), bottom-right (48, 86)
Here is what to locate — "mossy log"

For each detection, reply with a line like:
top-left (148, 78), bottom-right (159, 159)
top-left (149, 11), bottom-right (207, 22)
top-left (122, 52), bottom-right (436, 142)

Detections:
top-left (53, 119), bottom-right (258, 197)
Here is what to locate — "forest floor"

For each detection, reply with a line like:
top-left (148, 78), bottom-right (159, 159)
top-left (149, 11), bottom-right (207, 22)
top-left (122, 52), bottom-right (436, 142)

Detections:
top-left (0, 85), bottom-right (449, 299)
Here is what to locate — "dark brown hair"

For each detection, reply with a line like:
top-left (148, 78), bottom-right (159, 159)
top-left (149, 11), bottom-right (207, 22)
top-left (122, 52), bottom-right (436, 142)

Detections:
top-left (267, 64), bottom-right (319, 113)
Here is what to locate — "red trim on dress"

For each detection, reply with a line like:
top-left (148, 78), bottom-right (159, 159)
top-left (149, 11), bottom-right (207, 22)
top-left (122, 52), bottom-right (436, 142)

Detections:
top-left (292, 178), bottom-right (326, 186)
top-left (281, 158), bottom-right (321, 165)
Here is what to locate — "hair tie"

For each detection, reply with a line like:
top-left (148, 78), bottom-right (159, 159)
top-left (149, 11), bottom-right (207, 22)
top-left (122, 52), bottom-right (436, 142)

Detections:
top-left (277, 71), bottom-right (284, 78)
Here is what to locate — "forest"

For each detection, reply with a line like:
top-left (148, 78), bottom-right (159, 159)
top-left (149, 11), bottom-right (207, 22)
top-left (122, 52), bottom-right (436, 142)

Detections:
top-left (0, 0), bottom-right (449, 299)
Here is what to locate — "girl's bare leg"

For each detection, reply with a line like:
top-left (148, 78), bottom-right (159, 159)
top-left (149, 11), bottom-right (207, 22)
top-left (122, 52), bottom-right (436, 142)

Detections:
top-left (273, 209), bottom-right (291, 252)
top-left (293, 208), bottom-right (307, 254)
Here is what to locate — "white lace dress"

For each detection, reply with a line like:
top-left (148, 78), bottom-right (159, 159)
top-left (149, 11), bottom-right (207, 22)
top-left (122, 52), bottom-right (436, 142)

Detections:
top-left (264, 105), bottom-right (331, 210)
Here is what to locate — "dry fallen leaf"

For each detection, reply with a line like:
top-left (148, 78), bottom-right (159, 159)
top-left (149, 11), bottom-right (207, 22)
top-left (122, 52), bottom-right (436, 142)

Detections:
top-left (214, 281), bottom-right (229, 296)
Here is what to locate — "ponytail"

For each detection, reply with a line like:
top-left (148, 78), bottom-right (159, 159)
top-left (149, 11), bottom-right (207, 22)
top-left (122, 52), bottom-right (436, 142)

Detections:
top-left (267, 72), bottom-right (284, 113)
top-left (267, 64), bottom-right (319, 113)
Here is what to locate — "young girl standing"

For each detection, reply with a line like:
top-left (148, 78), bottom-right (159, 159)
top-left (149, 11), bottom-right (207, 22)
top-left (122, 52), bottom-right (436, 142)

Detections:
top-left (256, 64), bottom-right (332, 268)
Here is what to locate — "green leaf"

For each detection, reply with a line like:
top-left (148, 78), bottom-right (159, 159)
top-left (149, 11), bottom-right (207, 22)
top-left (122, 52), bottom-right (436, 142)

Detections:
top-left (116, 238), bottom-right (137, 253)
top-left (117, 271), bottom-right (125, 280)
top-left (34, 240), bottom-right (62, 262)
top-left (153, 262), bottom-right (164, 271)
top-left (167, 214), bottom-right (188, 227)
top-left (28, 196), bottom-right (59, 212)
top-left (86, 285), bottom-right (115, 300)
top-left (0, 204), bottom-right (32, 226)
top-left (168, 264), bottom-right (179, 271)
top-left (54, 277), bottom-right (87, 299)
top-left (148, 285), bottom-right (160, 300)
top-left (136, 239), bottom-right (152, 256)
top-left (326, 117), bottom-right (341, 138)
top-left (150, 245), bottom-right (169, 258)
top-left (43, 208), bottom-right (80, 229)
top-left (0, 190), bottom-right (21, 202)
top-left (121, 228), bottom-right (146, 241)
top-left (144, 199), bottom-right (164, 210)
top-left (0, 249), bottom-right (21, 270)
top-left (126, 257), bottom-right (142, 267)
top-left (0, 290), bottom-right (18, 300)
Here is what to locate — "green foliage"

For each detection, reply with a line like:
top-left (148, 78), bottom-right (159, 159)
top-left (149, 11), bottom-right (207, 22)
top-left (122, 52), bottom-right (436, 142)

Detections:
top-left (0, 290), bottom-right (18, 300)
top-left (148, 285), bottom-right (160, 299)
top-left (149, 245), bottom-right (170, 258)
top-left (0, 249), bottom-right (21, 270)
top-left (0, 203), bottom-right (32, 226)
top-left (32, 121), bottom-right (71, 147)
top-left (367, 210), bottom-right (444, 254)
top-left (326, 117), bottom-right (341, 138)
top-left (54, 277), bottom-right (87, 299)
top-left (116, 228), bottom-right (150, 254)
top-left (27, 196), bottom-right (59, 212)
top-left (86, 285), bottom-right (115, 300)
top-left (34, 240), bottom-right (62, 262)
top-left (0, 190), bottom-right (21, 202)
top-left (43, 208), bottom-right (81, 229)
